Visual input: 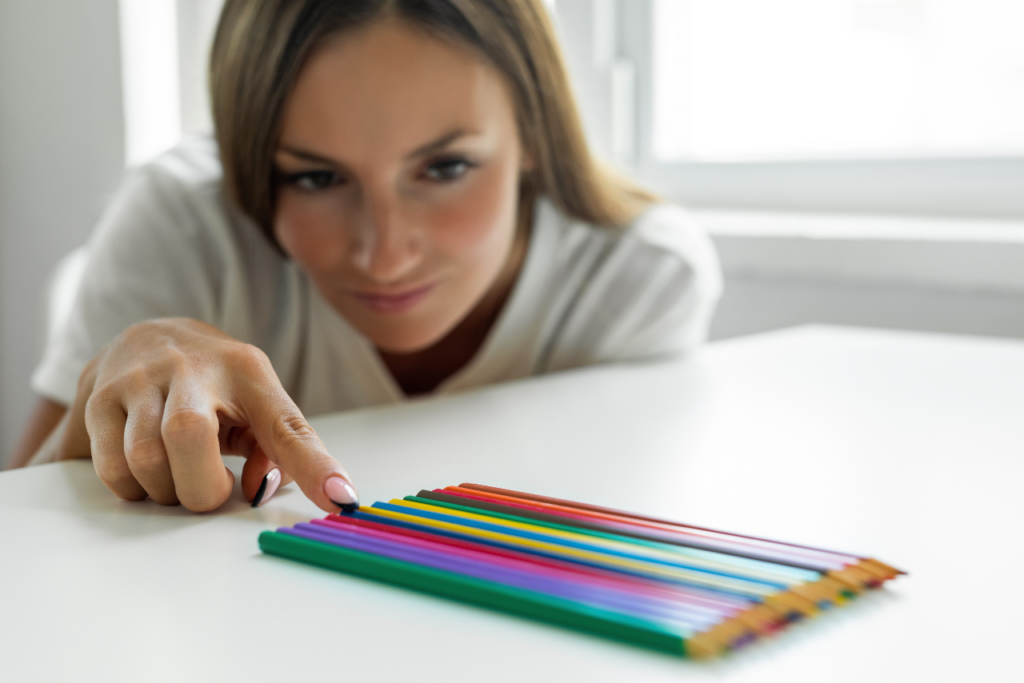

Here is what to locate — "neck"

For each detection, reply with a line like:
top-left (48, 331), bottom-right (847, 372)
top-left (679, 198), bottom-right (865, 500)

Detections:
top-left (379, 197), bottom-right (534, 396)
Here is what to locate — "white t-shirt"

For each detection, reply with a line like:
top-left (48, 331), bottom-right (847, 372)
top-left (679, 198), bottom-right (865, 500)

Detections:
top-left (32, 138), bottom-right (722, 415)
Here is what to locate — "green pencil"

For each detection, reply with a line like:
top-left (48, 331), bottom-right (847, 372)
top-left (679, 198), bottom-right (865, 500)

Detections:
top-left (259, 530), bottom-right (723, 658)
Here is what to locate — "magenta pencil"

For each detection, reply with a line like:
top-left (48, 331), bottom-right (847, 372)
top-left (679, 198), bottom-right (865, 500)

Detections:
top-left (301, 521), bottom-right (726, 630)
top-left (261, 485), bottom-right (906, 656)
top-left (324, 514), bottom-right (756, 613)
top-left (311, 517), bottom-right (739, 624)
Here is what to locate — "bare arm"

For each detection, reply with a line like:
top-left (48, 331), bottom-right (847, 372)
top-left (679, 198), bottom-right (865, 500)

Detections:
top-left (8, 398), bottom-right (67, 469)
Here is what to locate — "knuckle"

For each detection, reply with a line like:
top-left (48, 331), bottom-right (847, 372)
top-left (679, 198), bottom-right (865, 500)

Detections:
top-left (89, 380), bottom-right (119, 404)
top-left (120, 366), bottom-right (154, 395)
top-left (124, 437), bottom-right (167, 473)
top-left (94, 456), bottom-right (139, 495)
top-left (118, 320), bottom-right (148, 343)
top-left (273, 413), bottom-right (318, 446)
top-left (150, 345), bottom-right (190, 378)
top-left (178, 489), bottom-right (226, 513)
top-left (121, 318), bottom-right (175, 342)
top-left (161, 409), bottom-right (217, 441)
top-left (84, 384), bottom-right (120, 421)
top-left (228, 343), bottom-right (272, 376)
top-left (116, 320), bottom-right (193, 372)
top-left (115, 321), bottom-right (164, 356)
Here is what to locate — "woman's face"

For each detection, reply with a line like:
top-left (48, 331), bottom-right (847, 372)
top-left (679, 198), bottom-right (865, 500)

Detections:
top-left (274, 17), bottom-right (528, 353)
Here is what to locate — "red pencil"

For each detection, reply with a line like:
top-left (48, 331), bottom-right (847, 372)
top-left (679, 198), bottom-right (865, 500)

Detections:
top-left (457, 484), bottom-right (904, 583)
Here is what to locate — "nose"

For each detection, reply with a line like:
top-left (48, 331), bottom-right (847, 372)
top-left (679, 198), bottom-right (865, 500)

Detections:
top-left (350, 190), bottom-right (422, 283)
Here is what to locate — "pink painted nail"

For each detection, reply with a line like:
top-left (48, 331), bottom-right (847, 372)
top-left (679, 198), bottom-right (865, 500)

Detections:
top-left (252, 468), bottom-right (281, 507)
top-left (324, 476), bottom-right (359, 512)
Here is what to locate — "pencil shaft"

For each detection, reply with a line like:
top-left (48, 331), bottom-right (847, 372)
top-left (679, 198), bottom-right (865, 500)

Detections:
top-left (370, 501), bottom-right (786, 596)
top-left (411, 494), bottom-right (823, 582)
top-left (459, 484), bottom-right (865, 565)
top-left (259, 483), bottom-right (905, 660)
top-left (422, 489), bottom-right (832, 573)
top-left (300, 522), bottom-right (727, 629)
top-left (449, 486), bottom-right (854, 569)
top-left (361, 505), bottom-right (771, 599)
top-left (259, 530), bottom-right (690, 655)
top-left (392, 499), bottom-right (793, 584)
top-left (320, 515), bottom-right (751, 612)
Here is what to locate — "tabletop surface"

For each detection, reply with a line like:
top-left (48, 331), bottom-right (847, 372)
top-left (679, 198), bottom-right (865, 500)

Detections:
top-left (2, 325), bottom-right (1022, 682)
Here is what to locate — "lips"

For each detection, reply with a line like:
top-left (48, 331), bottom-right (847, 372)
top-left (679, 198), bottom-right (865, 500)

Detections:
top-left (350, 282), bottom-right (436, 313)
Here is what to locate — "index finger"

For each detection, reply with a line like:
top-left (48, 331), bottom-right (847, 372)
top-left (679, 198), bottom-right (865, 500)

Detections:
top-left (241, 384), bottom-right (359, 513)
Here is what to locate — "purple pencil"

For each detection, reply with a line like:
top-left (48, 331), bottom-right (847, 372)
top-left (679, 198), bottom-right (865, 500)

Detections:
top-left (310, 518), bottom-right (735, 621)
top-left (285, 524), bottom-right (718, 632)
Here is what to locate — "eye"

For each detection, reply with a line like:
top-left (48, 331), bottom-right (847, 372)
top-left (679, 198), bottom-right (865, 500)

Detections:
top-left (423, 157), bottom-right (475, 182)
top-left (283, 170), bottom-right (341, 192)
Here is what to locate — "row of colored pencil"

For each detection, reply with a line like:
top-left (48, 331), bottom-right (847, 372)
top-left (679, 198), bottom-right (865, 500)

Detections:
top-left (259, 483), bottom-right (904, 658)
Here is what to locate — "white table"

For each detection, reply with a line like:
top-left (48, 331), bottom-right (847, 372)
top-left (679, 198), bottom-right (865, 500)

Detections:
top-left (2, 326), bottom-right (1022, 682)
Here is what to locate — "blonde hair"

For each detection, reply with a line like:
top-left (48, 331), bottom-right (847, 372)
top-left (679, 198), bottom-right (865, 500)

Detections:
top-left (210, 0), bottom-right (655, 243)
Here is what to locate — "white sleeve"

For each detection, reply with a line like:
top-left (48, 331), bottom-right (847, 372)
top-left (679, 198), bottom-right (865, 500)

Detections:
top-left (545, 204), bottom-right (722, 370)
top-left (30, 161), bottom-right (224, 405)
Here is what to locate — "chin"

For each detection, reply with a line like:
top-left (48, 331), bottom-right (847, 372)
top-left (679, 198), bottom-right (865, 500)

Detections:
top-left (369, 323), bottom-right (452, 354)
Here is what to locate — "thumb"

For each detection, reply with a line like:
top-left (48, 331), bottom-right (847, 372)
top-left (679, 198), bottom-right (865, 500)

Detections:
top-left (243, 390), bottom-right (359, 513)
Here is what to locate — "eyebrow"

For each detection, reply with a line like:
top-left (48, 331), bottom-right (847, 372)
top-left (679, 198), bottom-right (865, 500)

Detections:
top-left (278, 129), bottom-right (474, 167)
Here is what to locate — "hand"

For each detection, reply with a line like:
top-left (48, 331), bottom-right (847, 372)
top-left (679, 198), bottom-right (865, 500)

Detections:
top-left (59, 318), bottom-right (358, 512)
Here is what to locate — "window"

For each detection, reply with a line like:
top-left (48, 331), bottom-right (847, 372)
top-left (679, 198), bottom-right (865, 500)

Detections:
top-left (118, 0), bottom-right (224, 167)
top-left (652, 0), bottom-right (1024, 162)
top-left (552, 0), bottom-right (1024, 217)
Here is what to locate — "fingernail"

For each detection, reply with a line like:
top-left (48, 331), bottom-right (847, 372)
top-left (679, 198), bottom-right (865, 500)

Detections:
top-left (252, 468), bottom-right (281, 508)
top-left (324, 476), bottom-right (359, 513)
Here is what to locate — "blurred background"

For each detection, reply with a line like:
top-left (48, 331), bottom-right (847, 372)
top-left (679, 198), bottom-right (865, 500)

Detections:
top-left (1, 0), bottom-right (1023, 465)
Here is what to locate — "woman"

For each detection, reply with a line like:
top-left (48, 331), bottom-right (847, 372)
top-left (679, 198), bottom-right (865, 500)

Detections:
top-left (12, 0), bottom-right (721, 514)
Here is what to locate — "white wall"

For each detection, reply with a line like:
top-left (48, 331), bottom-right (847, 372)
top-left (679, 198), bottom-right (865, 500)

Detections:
top-left (0, 0), bottom-right (126, 464)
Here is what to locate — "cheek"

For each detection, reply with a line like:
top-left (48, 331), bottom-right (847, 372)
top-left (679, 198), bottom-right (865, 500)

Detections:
top-left (273, 194), bottom-right (350, 272)
top-left (429, 163), bottom-right (520, 269)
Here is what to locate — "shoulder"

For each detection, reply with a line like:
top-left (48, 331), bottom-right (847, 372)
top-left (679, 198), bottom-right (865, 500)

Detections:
top-left (622, 202), bottom-right (723, 295)
top-left (629, 202), bottom-right (714, 255)
top-left (137, 135), bottom-right (223, 192)
top-left (79, 136), bottom-right (285, 323)
top-left (540, 198), bottom-right (720, 298)
top-left (533, 198), bottom-right (722, 365)
top-left (91, 136), bottom-right (271, 264)
top-left (115, 136), bottom-right (226, 227)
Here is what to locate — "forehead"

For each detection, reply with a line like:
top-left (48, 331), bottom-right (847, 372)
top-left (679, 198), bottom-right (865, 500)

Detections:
top-left (280, 17), bottom-right (518, 158)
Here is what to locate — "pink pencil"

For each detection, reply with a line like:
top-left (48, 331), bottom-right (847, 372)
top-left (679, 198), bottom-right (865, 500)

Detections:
top-left (324, 514), bottom-right (757, 613)
top-left (312, 517), bottom-right (741, 622)
top-left (307, 518), bottom-right (732, 628)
